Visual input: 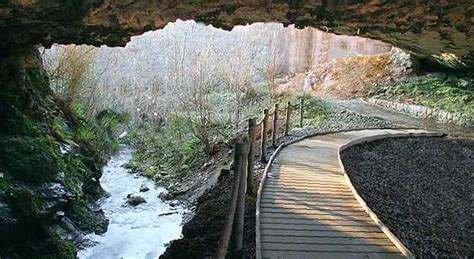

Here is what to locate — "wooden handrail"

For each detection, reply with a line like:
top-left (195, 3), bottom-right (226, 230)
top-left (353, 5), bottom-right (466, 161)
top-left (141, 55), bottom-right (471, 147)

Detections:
top-left (215, 97), bottom-right (313, 258)
top-left (247, 118), bottom-right (256, 195)
top-left (299, 98), bottom-right (304, 128)
top-left (272, 103), bottom-right (279, 147)
top-left (214, 141), bottom-right (247, 259)
top-left (260, 108), bottom-right (269, 163)
top-left (230, 139), bottom-right (248, 257)
top-left (285, 101), bottom-right (291, 136)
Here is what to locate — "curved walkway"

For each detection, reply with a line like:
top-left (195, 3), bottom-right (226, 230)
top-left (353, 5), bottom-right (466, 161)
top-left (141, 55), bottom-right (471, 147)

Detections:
top-left (257, 129), bottom-right (443, 259)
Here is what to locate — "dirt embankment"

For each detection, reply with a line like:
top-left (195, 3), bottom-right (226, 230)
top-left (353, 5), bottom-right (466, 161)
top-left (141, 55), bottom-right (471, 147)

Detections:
top-left (309, 53), bottom-right (394, 98)
top-left (277, 48), bottom-right (416, 100)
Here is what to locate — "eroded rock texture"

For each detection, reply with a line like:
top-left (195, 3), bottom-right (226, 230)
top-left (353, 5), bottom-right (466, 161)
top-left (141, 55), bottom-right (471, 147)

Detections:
top-left (0, 46), bottom-right (109, 258)
top-left (0, 1), bottom-right (473, 69)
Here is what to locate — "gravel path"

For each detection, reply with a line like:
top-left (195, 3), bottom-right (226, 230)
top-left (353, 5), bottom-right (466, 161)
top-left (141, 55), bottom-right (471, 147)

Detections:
top-left (322, 98), bottom-right (422, 127)
top-left (322, 98), bottom-right (474, 138)
top-left (281, 108), bottom-right (398, 144)
top-left (341, 137), bottom-right (474, 257)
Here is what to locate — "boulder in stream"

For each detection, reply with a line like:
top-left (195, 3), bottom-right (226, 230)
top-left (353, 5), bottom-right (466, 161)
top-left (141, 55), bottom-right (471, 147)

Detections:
top-left (169, 200), bottom-right (179, 207)
top-left (125, 193), bottom-right (147, 206)
top-left (139, 184), bottom-right (149, 192)
top-left (158, 190), bottom-right (169, 200)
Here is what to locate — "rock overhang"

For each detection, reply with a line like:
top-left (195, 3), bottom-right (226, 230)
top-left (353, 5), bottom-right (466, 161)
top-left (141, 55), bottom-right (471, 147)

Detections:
top-left (0, 0), bottom-right (473, 70)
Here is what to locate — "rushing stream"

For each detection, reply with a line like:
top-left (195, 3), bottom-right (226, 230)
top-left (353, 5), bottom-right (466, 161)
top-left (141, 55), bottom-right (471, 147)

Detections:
top-left (78, 146), bottom-right (184, 259)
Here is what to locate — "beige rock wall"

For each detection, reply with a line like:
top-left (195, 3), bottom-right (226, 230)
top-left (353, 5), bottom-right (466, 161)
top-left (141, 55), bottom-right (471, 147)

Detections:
top-left (287, 26), bottom-right (392, 74)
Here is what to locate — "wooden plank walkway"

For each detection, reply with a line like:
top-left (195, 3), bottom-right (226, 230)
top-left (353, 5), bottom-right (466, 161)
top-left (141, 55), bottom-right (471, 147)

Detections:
top-left (257, 129), bottom-right (439, 259)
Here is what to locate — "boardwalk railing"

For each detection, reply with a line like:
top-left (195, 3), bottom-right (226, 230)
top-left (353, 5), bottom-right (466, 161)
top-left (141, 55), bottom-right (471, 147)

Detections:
top-left (213, 97), bottom-right (307, 259)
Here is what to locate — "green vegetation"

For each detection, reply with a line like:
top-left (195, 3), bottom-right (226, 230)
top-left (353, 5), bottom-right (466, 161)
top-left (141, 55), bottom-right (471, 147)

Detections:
top-left (0, 136), bottom-right (62, 183)
top-left (128, 92), bottom-right (330, 185)
top-left (279, 93), bottom-right (332, 126)
top-left (128, 115), bottom-right (205, 182)
top-left (377, 75), bottom-right (473, 117)
top-left (0, 46), bottom-right (127, 258)
top-left (75, 106), bottom-right (129, 159)
top-left (0, 105), bottom-right (126, 258)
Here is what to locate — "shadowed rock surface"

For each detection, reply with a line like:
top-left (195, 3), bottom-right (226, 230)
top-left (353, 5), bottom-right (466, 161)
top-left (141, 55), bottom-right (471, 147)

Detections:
top-left (1, 1), bottom-right (473, 69)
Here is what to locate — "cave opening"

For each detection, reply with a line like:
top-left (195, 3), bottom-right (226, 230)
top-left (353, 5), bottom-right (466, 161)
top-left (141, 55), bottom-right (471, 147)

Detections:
top-left (40, 20), bottom-right (397, 123)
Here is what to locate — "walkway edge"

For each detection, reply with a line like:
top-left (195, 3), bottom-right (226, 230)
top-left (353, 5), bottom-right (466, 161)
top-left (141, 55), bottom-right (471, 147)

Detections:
top-left (337, 131), bottom-right (446, 259)
top-left (255, 127), bottom-right (418, 259)
top-left (256, 143), bottom-right (284, 259)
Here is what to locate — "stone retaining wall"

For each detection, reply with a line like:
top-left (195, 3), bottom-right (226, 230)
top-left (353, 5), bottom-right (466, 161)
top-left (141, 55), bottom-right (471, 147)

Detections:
top-left (367, 98), bottom-right (472, 127)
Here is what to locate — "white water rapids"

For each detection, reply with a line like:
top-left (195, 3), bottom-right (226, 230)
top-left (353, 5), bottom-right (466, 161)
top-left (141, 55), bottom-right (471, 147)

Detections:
top-left (78, 147), bottom-right (184, 259)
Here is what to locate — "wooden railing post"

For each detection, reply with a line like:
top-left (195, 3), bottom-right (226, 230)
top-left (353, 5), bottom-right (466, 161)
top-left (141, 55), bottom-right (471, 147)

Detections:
top-left (260, 109), bottom-right (269, 163)
top-left (214, 141), bottom-right (246, 259)
top-left (246, 118), bottom-right (256, 195)
top-left (299, 98), bottom-right (304, 128)
top-left (285, 101), bottom-right (291, 136)
top-left (272, 103), bottom-right (279, 147)
top-left (230, 139), bottom-right (248, 258)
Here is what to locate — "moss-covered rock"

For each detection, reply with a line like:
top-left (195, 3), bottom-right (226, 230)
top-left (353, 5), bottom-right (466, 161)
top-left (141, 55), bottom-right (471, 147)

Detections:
top-left (5, 186), bottom-right (42, 222)
top-left (0, 136), bottom-right (61, 183)
top-left (66, 202), bottom-right (108, 235)
top-left (0, 46), bottom-right (122, 258)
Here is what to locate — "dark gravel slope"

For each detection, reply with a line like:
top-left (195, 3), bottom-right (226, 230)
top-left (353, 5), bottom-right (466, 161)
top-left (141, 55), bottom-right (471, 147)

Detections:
top-left (341, 137), bottom-right (474, 257)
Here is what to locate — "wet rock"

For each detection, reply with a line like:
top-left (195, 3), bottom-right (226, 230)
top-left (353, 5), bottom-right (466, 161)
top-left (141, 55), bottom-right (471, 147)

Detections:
top-left (139, 184), bottom-right (149, 192)
top-left (68, 203), bottom-right (109, 235)
top-left (37, 182), bottom-right (75, 203)
top-left (125, 193), bottom-right (146, 206)
top-left (0, 202), bottom-right (16, 224)
top-left (158, 191), bottom-right (169, 200)
top-left (121, 163), bottom-right (133, 169)
top-left (0, 201), bottom-right (17, 240)
top-left (158, 211), bottom-right (178, 217)
top-left (52, 215), bottom-right (84, 244)
top-left (169, 200), bottom-right (179, 207)
top-left (174, 185), bottom-right (191, 196)
top-left (36, 182), bottom-right (76, 219)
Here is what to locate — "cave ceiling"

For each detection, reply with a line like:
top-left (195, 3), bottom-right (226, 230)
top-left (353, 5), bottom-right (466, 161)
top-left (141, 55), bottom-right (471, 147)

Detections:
top-left (0, 0), bottom-right (473, 69)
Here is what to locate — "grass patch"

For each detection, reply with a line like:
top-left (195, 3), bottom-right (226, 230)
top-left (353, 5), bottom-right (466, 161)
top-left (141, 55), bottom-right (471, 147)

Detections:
top-left (278, 93), bottom-right (332, 126)
top-left (377, 75), bottom-right (473, 117)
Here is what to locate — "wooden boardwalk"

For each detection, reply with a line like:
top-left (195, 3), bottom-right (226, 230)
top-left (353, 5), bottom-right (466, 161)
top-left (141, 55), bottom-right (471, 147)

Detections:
top-left (257, 129), bottom-right (439, 259)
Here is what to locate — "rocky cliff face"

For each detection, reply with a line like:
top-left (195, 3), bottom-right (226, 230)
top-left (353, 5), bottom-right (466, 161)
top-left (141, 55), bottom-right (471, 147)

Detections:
top-left (286, 25), bottom-right (391, 74)
top-left (1, 1), bottom-right (473, 69)
top-left (0, 47), bottom-right (110, 258)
